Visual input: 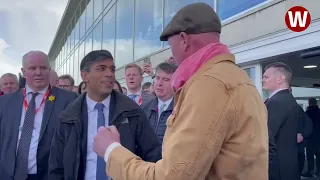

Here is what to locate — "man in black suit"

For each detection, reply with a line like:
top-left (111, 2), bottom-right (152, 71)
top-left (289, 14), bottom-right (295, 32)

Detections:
top-left (0, 51), bottom-right (77, 180)
top-left (262, 62), bottom-right (301, 180)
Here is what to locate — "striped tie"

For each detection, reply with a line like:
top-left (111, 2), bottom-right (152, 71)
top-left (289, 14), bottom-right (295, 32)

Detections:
top-left (14, 92), bottom-right (39, 180)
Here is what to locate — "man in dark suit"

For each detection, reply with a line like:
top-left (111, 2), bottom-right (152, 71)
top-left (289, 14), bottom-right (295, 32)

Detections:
top-left (0, 51), bottom-right (77, 180)
top-left (262, 62), bottom-right (301, 180)
top-left (48, 50), bottom-right (161, 180)
top-left (124, 64), bottom-right (154, 106)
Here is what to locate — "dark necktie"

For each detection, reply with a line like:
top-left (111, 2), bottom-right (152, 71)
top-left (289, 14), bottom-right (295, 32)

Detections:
top-left (94, 103), bottom-right (108, 180)
top-left (14, 92), bottom-right (39, 180)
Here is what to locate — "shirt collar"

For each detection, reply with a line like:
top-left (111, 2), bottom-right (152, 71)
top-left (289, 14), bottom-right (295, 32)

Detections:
top-left (158, 98), bottom-right (173, 107)
top-left (26, 85), bottom-right (49, 95)
top-left (127, 89), bottom-right (142, 96)
top-left (269, 88), bottom-right (287, 98)
top-left (86, 94), bottom-right (111, 112)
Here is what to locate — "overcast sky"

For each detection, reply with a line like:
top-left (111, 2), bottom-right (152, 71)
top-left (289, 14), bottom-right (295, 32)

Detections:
top-left (0, 0), bottom-right (68, 76)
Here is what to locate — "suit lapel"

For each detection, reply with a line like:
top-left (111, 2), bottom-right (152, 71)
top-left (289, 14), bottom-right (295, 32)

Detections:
top-left (39, 87), bottom-right (56, 140)
top-left (10, 91), bottom-right (24, 147)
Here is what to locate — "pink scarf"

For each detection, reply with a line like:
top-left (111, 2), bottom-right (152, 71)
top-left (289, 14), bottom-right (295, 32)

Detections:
top-left (171, 43), bottom-right (230, 92)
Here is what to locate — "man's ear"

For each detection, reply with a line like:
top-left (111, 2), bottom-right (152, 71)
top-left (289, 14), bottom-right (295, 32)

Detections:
top-left (81, 70), bottom-right (89, 83)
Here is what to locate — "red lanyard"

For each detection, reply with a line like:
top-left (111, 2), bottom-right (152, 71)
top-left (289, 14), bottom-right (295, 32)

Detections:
top-left (23, 87), bottom-right (52, 114)
top-left (138, 96), bottom-right (143, 106)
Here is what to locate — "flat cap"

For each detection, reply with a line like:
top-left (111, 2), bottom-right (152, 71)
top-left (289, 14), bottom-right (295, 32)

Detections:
top-left (160, 3), bottom-right (221, 41)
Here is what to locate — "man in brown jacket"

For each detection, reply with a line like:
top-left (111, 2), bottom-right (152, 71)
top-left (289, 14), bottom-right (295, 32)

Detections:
top-left (93, 3), bottom-right (269, 180)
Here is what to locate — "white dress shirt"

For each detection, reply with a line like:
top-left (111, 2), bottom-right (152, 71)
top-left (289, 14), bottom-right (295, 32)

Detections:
top-left (85, 94), bottom-right (111, 180)
top-left (158, 98), bottom-right (173, 118)
top-left (127, 89), bottom-right (142, 104)
top-left (269, 88), bottom-right (287, 98)
top-left (17, 85), bottom-right (48, 174)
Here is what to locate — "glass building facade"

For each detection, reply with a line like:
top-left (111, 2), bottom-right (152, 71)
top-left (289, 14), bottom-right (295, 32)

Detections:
top-left (51, 0), bottom-right (269, 85)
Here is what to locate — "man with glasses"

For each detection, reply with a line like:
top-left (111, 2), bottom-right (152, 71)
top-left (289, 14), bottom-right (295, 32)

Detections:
top-left (57, 74), bottom-right (74, 91)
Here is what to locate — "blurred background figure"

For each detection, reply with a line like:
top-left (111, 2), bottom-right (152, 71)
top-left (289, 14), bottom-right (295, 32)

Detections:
top-left (121, 86), bottom-right (127, 95)
top-left (57, 74), bottom-right (74, 91)
top-left (78, 81), bottom-right (87, 94)
top-left (72, 86), bottom-right (79, 94)
top-left (113, 80), bottom-right (123, 94)
top-left (49, 70), bottom-right (58, 87)
top-left (142, 82), bottom-right (152, 94)
top-left (0, 73), bottom-right (19, 95)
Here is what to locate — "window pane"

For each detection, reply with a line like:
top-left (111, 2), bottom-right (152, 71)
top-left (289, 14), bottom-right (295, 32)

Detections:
top-left (75, 20), bottom-right (80, 45)
top-left (163, 0), bottom-right (214, 47)
top-left (134, 0), bottom-right (162, 60)
top-left (86, 0), bottom-right (94, 31)
top-left (73, 48), bottom-right (79, 84)
top-left (218, 0), bottom-right (267, 20)
top-left (79, 42), bottom-right (85, 69)
top-left (102, 4), bottom-right (115, 57)
top-left (79, 10), bottom-right (86, 39)
top-left (104, 0), bottom-right (111, 9)
top-left (70, 28), bottom-right (75, 51)
top-left (244, 67), bottom-right (256, 83)
top-left (70, 53), bottom-right (74, 78)
top-left (93, 20), bottom-right (103, 50)
top-left (115, 0), bottom-right (134, 68)
top-left (85, 33), bottom-right (93, 54)
top-left (94, 0), bottom-right (103, 20)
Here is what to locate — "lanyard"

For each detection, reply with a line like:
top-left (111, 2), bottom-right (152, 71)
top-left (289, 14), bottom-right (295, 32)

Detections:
top-left (137, 96), bottom-right (143, 106)
top-left (23, 86), bottom-right (52, 114)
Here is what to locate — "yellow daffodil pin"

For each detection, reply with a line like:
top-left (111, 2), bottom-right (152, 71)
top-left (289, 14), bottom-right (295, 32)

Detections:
top-left (48, 95), bottom-right (55, 101)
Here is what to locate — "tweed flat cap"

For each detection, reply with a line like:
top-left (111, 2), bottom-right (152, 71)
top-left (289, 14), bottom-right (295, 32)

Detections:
top-left (160, 3), bottom-right (221, 41)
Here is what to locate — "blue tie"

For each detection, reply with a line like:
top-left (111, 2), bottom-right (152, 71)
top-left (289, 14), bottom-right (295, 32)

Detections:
top-left (128, 94), bottom-right (137, 102)
top-left (94, 103), bottom-right (108, 180)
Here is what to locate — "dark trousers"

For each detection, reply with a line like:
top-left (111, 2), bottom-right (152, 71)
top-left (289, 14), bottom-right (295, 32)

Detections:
top-left (298, 152), bottom-right (305, 175)
top-left (26, 174), bottom-right (38, 180)
top-left (306, 143), bottom-right (320, 173)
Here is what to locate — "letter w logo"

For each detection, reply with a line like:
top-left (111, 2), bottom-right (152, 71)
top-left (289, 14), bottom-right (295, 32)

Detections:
top-left (288, 11), bottom-right (308, 27)
top-left (285, 6), bottom-right (311, 32)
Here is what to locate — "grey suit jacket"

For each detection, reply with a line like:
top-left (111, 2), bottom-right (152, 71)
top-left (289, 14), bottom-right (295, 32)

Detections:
top-left (141, 91), bottom-right (154, 106)
top-left (0, 86), bottom-right (77, 180)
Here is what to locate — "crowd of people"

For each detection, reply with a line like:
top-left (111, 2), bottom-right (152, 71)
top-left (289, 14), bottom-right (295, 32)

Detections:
top-left (0, 2), bottom-right (319, 180)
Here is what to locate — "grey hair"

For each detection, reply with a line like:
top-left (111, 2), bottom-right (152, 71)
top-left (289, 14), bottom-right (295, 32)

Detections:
top-left (22, 51), bottom-right (50, 67)
top-left (0, 73), bottom-right (18, 86)
top-left (80, 50), bottom-right (114, 72)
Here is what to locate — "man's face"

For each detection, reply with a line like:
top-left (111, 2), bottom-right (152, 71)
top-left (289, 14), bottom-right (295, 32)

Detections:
top-left (125, 67), bottom-right (143, 90)
top-left (0, 76), bottom-right (19, 94)
top-left (168, 34), bottom-right (188, 65)
top-left (262, 67), bottom-right (283, 93)
top-left (58, 79), bottom-right (73, 91)
top-left (81, 59), bottom-right (115, 96)
top-left (21, 54), bottom-right (50, 90)
top-left (154, 70), bottom-right (174, 100)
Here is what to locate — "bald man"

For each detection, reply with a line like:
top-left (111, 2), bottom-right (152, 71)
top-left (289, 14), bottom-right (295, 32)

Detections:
top-left (0, 51), bottom-right (77, 180)
top-left (49, 70), bottom-right (58, 87)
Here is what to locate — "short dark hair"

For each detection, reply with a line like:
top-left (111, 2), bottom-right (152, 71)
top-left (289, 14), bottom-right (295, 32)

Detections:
top-left (58, 74), bottom-right (75, 86)
top-left (114, 80), bottom-right (123, 94)
top-left (309, 98), bottom-right (317, 106)
top-left (156, 62), bottom-right (178, 75)
top-left (264, 62), bottom-right (292, 83)
top-left (142, 82), bottom-right (152, 90)
top-left (78, 81), bottom-right (86, 94)
top-left (80, 50), bottom-right (114, 72)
